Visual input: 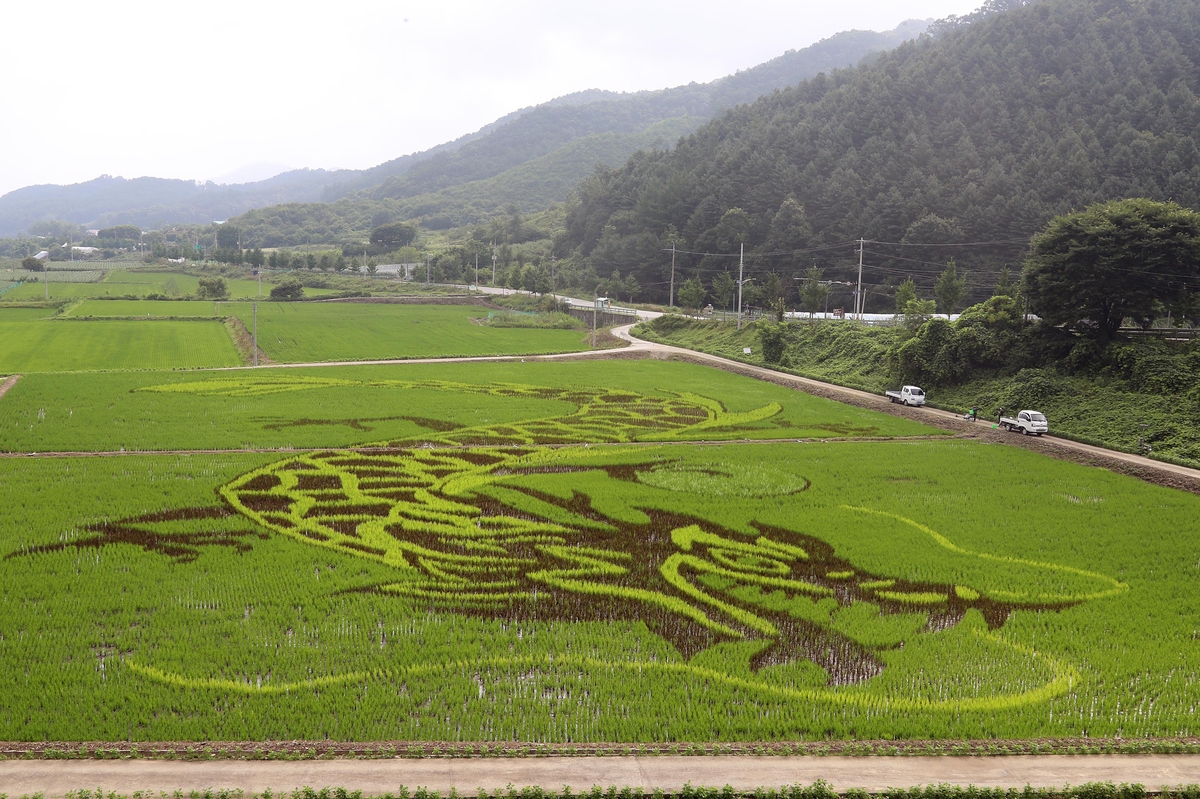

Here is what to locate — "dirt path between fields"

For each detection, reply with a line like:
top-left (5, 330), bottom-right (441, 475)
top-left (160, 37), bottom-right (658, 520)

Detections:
top-left (1, 753), bottom-right (1198, 795)
top-left (0, 374), bottom-right (20, 400)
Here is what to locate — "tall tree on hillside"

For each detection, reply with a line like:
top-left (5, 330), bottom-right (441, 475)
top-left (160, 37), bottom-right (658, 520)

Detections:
top-left (763, 198), bottom-right (812, 261)
top-left (992, 266), bottom-right (1015, 298)
top-left (934, 260), bottom-right (965, 315)
top-left (1024, 199), bottom-right (1200, 337)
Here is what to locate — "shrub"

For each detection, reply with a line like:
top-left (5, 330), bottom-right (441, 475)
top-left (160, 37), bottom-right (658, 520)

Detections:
top-left (269, 278), bottom-right (305, 300)
top-left (757, 322), bottom-right (788, 364)
top-left (197, 277), bottom-right (229, 300)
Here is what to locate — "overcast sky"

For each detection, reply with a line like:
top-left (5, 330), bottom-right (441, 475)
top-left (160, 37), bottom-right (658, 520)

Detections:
top-left (0, 0), bottom-right (981, 197)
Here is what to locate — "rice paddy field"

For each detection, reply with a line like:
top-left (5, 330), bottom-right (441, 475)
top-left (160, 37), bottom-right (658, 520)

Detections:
top-left (0, 298), bottom-right (1196, 744)
top-left (0, 319), bottom-right (242, 372)
top-left (0, 360), bottom-right (934, 452)
top-left (226, 302), bottom-right (591, 362)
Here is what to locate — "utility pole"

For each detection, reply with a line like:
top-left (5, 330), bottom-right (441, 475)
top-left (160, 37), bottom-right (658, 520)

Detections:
top-left (44, 264), bottom-right (48, 300)
top-left (669, 242), bottom-right (676, 309)
top-left (856, 238), bottom-right (865, 320)
top-left (736, 242), bottom-right (745, 331)
top-left (592, 300), bottom-right (598, 350)
top-left (475, 253), bottom-right (479, 287)
top-left (252, 302), bottom-right (258, 367)
top-left (426, 255), bottom-right (430, 285)
top-left (491, 243), bottom-right (497, 285)
top-left (550, 255), bottom-right (556, 302)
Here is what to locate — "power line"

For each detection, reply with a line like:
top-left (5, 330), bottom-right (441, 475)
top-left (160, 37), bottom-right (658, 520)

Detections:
top-left (664, 241), bottom-right (858, 258)
top-left (869, 238), bottom-right (1031, 247)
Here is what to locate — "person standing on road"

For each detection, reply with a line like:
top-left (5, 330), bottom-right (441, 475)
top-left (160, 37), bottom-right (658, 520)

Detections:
top-left (996, 406), bottom-right (1005, 424)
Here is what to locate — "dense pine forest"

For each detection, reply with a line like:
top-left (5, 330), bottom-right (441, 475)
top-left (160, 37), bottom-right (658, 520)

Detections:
top-left (559, 0), bottom-right (1200, 307)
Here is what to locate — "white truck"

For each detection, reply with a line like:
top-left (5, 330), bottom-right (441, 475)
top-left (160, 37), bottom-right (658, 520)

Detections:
top-left (885, 385), bottom-right (926, 406)
top-left (999, 410), bottom-right (1049, 436)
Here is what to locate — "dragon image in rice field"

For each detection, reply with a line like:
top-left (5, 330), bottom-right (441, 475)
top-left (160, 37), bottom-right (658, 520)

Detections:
top-left (22, 377), bottom-right (1128, 688)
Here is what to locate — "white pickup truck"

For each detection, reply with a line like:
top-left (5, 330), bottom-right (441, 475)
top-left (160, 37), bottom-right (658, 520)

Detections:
top-left (886, 385), bottom-right (926, 406)
top-left (1000, 410), bottom-right (1048, 436)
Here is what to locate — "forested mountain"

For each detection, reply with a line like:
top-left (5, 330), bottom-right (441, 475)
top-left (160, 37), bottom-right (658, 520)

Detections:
top-left (559, 0), bottom-right (1200, 308)
top-left (344, 22), bottom-right (929, 206)
top-left (0, 21), bottom-right (925, 239)
top-left (233, 118), bottom-right (702, 246)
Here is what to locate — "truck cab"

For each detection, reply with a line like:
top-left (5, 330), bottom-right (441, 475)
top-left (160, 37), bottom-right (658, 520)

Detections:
top-left (1000, 410), bottom-right (1048, 436)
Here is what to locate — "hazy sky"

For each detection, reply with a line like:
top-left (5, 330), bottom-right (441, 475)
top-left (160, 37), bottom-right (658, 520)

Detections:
top-left (0, 0), bottom-right (981, 196)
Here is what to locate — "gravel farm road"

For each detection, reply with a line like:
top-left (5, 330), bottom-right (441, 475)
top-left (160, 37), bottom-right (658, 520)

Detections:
top-left (2, 753), bottom-right (1200, 795)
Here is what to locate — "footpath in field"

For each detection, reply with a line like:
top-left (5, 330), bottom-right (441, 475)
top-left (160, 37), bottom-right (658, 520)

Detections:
top-left (3, 754), bottom-right (1200, 795)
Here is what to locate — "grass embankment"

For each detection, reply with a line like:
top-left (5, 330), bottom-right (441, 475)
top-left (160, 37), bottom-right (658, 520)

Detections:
top-left (0, 359), bottom-right (936, 452)
top-left (636, 317), bottom-right (1200, 468)
top-left (226, 302), bottom-right (591, 362)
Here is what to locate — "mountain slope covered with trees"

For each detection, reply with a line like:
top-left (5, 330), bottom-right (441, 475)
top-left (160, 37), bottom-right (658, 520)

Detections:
top-left (558, 0), bottom-right (1200, 308)
top-left (0, 22), bottom-right (924, 238)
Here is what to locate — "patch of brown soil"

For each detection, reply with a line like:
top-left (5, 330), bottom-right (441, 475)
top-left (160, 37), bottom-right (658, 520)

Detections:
top-left (224, 316), bottom-right (273, 366)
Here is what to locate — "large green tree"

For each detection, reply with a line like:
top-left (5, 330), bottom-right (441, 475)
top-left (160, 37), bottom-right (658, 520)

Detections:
top-left (1023, 199), bottom-right (1200, 338)
top-left (369, 221), bottom-right (417, 250)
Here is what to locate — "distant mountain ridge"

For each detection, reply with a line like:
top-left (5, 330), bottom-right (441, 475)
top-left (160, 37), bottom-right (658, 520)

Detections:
top-left (0, 20), bottom-right (929, 237)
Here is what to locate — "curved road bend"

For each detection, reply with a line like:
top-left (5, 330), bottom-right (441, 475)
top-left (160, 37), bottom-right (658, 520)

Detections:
top-left (1, 753), bottom-right (1198, 795)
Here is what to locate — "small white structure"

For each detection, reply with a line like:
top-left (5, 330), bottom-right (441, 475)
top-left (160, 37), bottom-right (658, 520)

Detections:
top-left (33, 251), bottom-right (50, 261)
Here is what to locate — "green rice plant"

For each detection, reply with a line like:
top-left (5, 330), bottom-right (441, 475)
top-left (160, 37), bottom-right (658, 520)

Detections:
top-left (0, 360), bottom-right (937, 453)
top-left (0, 319), bottom-right (241, 372)
top-left (225, 303), bottom-right (590, 362)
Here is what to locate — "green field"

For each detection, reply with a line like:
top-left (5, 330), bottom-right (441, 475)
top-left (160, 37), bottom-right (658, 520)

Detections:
top-left (0, 320), bottom-right (242, 372)
top-left (0, 301), bottom-right (1196, 744)
top-left (0, 306), bottom-right (56, 321)
top-left (4, 271), bottom-right (340, 301)
top-left (228, 302), bottom-right (591, 362)
top-left (0, 360), bottom-right (934, 452)
top-left (0, 422), bottom-right (1195, 740)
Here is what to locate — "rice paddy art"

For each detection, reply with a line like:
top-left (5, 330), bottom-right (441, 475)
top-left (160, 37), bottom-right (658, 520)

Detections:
top-left (103, 376), bottom-right (1126, 711)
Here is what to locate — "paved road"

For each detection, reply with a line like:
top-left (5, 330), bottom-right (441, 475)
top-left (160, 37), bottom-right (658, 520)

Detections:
top-left (2, 754), bottom-right (1198, 795)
